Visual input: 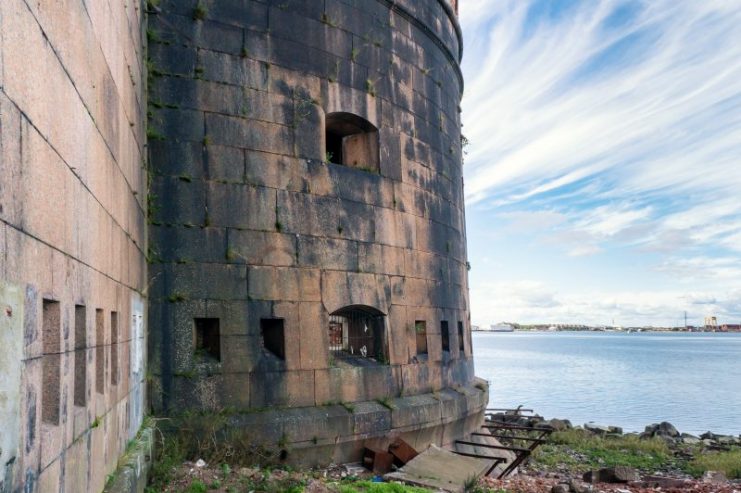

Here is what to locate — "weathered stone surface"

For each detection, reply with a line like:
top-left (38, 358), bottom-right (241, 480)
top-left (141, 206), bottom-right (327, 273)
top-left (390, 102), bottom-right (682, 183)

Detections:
top-left (583, 466), bottom-right (640, 484)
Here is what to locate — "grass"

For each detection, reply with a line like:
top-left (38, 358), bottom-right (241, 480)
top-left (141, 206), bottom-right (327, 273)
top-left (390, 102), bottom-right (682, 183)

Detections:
top-left (338, 481), bottom-right (430, 493)
top-left (533, 429), bottom-right (671, 472)
top-left (687, 448), bottom-right (741, 479)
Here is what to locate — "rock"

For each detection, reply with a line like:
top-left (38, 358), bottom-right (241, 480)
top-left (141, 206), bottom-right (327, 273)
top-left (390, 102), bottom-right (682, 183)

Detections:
top-left (568, 478), bottom-right (592, 493)
top-left (238, 467), bottom-right (261, 479)
top-left (584, 423), bottom-right (611, 435)
top-left (682, 436), bottom-right (701, 445)
top-left (551, 484), bottom-right (570, 493)
top-left (304, 479), bottom-right (332, 493)
top-left (195, 458), bottom-right (206, 468)
top-left (702, 470), bottom-right (727, 483)
top-left (607, 426), bottom-right (623, 435)
top-left (583, 467), bottom-right (640, 484)
top-left (642, 421), bottom-right (679, 439)
top-left (700, 431), bottom-right (717, 440)
top-left (546, 418), bottom-right (573, 431)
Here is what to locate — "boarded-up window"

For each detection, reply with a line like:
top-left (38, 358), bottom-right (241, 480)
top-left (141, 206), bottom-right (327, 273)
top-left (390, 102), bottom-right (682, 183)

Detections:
top-left (74, 305), bottom-right (87, 407)
top-left (441, 320), bottom-right (450, 353)
top-left (415, 320), bottom-right (428, 356)
top-left (325, 112), bottom-right (379, 172)
top-left (42, 299), bottom-right (61, 424)
top-left (96, 309), bottom-right (104, 394)
top-left (458, 321), bottom-right (465, 353)
top-left (261, 318), bottom-right (285, 360)
top-left (194, 318), bottom-right (220, 361)
top-left (111, 311), bottom-right (119, 385)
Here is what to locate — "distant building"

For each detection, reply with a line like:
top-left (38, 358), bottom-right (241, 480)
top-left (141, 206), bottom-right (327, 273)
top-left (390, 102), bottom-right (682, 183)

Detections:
top-left (720, 324), bottom-right (741, 332)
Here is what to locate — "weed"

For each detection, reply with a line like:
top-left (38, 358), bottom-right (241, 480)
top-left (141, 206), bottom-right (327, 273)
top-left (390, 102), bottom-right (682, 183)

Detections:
top-left (340, 402), bottom-right (355, 413)
top-left (320, 13), bottom-right (337, 27)
top-left (202, 136), bottom-right (210, 146)
top-left (225, 248), bottom-right (238, 261)
top-left (192, 2), bottom-right (207, 21)
top-left (350, 47), bottom-right (359, 62)
top-left (91, 416), bottom-right (101, 428)
top-left (687, 448), bottom-right (741, 479)
top-left (146, 127), bottom-right (166, 141)
top-left (275, 221), bottom-right (283, 232)
top-left (167, 292), bottom-right (187, 303)
top-left (377, 397), bottom-right (395, 410)
top-left (240, 47), bottom-right (249, 58)
top-left (366, 78), bottom-right (376, 97)
top-left (325, 151), bottom-right (334, 163)
top-left (187, 480), bottom-right (207, 493)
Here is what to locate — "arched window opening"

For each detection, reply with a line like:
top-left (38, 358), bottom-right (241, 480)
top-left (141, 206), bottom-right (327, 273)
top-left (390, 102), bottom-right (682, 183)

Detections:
top-left (329, 305), bottom-right (386, 365)
top-left (325, 112), bottom-right (379, 172)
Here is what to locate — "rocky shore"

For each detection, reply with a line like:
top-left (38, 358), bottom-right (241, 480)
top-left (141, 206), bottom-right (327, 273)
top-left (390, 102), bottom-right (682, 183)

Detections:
top-left (146, 412), bottom-right (740, 492)
top-left (480, 412), bottom-right (741, 493)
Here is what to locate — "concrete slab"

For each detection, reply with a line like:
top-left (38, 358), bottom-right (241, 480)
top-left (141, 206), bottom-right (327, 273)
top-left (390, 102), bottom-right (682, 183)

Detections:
top-left (384, 444), bottom-right (490, 493)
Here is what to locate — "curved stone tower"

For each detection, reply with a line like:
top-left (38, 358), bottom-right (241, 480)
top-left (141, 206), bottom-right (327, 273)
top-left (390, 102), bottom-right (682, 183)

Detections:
top-left (148, 0), bottom-right (485, 463)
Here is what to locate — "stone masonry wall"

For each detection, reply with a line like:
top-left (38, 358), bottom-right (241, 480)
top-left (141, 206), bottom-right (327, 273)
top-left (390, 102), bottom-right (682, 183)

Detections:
top-left (147, 0), bottom-right (473, 415)
top-left (0, 0), bottom-right (148, 491)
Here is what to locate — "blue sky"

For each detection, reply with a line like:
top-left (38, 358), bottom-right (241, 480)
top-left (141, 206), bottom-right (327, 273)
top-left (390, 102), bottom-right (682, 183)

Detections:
top-left (459, 0), bottom-right (741, 327)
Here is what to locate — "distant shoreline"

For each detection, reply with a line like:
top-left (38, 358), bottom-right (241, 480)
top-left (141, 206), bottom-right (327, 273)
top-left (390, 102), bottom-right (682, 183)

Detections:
top-left (472, 328), bottom-right (741, 334)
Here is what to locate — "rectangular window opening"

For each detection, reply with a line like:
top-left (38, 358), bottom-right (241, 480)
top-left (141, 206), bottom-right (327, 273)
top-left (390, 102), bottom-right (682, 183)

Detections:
top-left (111, 311), bottom-right (119, 385)
top-left (441, 320), bottom-right (450, 353)
top-left (458, 321), bottom-right (465, 353)
top-left (96, 309), bottom-right (105, 394)
top-left (415, 320), bottom-right (427, 356)
top-left (42, 299), bottom-right (61, 425)
top-left (261, 318), bottom-right (285, 360)
top-left (194, 318), bottom-right (221, 361)
top-left (74, 305), bottom-right (87, 407)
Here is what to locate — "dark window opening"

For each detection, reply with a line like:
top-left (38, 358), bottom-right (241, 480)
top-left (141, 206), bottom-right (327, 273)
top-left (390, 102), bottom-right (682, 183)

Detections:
top-left (458, 321), bottom-right (465, 353)
top-left (194, 318), bottom-right (221, 361)
top-left (96, 309), bottom-right (105, 394)
top-left (111, 311), bottom-right (119, 385)
top-left (74, 305), bottom-right (87, 407)
top-left (329, 305), bottom-right (386, 364)
top-left (42, 299), bottom-right (61, 425)
top-left (415, 320), bottom-right (428, 356)
top-left (325, 112), bottom-right (379, 172)
top-left (261, 318), bottom-right (285, 360)
top-left (441, 320), bottom-right (450, 353)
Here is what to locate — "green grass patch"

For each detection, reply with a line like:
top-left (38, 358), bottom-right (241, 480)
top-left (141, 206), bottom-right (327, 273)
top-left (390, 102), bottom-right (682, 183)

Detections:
top-left (338, 480), bottom-right (431, 493)
top-left (687, 448), bottom-right (741, 479)
top-left (533, 429), bottom-right (671, 472)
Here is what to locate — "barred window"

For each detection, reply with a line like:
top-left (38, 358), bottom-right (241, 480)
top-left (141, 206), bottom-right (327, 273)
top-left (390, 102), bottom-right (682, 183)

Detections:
top-left (328, 306), bottom-right (386, 364)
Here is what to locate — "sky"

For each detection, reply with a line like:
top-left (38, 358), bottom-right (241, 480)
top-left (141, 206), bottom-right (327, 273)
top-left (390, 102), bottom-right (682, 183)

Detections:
top-left (458, 0), bottom-right (741, 327)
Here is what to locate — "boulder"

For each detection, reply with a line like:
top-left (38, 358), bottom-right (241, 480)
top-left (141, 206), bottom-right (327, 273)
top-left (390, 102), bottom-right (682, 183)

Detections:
top-left (584, 423), bottom-right (610, 435)
top-left (700, 431), bottom-right (717, 440)
top-left (607, 426), bottom-right (623, 435)
top-left (702, 470), bottom-right (727, 483)
top-left (551, 484), bottom-right (570, 493)
top-left (568, 478), bottom-right (592, 493)
top-left (642, 422), bottom-right (679, 439)
top-left (546, 418), bottom-right (573, 431)
top-left (583, 466), bottom-right (640, 484)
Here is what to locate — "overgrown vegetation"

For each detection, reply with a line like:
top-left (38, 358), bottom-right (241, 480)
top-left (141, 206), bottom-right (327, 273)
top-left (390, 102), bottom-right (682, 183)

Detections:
top-left (534, 429), bottom-right (671, 471)
top-left (687, 448), bottom-right (741, 479)
top-left (533, 428), bottom-right (741, 479)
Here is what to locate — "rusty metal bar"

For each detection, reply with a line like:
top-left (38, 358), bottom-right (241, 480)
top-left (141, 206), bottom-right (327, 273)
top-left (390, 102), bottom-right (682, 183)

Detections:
top-left (471, 432), bottom-right (545, 443)
top-left (483, 423), bottom-right (552, 433)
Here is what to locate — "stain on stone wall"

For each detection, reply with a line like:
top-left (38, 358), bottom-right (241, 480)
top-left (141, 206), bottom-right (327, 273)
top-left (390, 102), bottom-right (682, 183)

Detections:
top-left (0, 0), bottom-right (148, 490)
top-left (146, 0), bottom-right (477, 449)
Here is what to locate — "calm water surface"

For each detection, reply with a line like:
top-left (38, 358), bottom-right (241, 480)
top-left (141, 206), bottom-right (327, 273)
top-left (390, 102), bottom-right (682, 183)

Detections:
top-left (473, 331), bottom-right (741, 436)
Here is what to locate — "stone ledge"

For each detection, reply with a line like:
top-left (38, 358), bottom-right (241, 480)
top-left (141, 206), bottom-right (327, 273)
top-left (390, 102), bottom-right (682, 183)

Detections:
top-left (103, 427), bottom-right (153, 493)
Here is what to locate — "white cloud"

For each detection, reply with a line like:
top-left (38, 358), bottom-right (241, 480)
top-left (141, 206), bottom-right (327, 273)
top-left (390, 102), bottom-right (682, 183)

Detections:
top-left (460, 0), bottom-right (741, 325)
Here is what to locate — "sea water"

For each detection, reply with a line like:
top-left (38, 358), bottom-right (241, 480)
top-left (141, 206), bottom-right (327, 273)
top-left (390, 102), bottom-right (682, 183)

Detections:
top-left (473, 331), bottom-right (741, 436)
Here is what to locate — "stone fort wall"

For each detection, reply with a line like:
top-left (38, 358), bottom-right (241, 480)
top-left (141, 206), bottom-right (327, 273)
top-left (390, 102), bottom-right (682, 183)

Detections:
top-left (147, 0), bottom-right (484, 462)
top-left (0, 0), bottom-right (148, 491)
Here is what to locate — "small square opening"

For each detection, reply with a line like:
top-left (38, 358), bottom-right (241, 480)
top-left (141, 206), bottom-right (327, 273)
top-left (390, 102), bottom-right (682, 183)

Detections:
top-left (415, 320), bottom-right (427, 356)
top-left (261, 318), bottom-right (285, 360)
top-left (441, 320), bottom-right (450, 353)
top-left (194, 318), bottom-right (221, 361)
